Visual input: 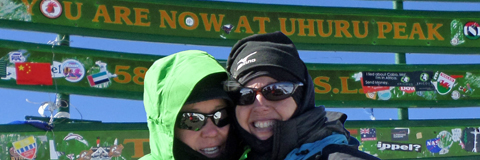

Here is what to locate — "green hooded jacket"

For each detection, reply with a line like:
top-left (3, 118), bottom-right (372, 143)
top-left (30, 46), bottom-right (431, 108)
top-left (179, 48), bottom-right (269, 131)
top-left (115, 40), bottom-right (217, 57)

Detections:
top-left (140, 50), bottom-right (229, 160)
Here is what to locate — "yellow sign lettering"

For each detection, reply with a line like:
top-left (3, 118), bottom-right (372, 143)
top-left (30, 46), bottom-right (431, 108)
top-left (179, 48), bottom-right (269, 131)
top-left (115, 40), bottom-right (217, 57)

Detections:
top-left (334, 20), bottom-right (352, 38)
top-left (352, 21), bottom-right (368, 38)
top-left (427, 23), bottom-right (444, 40)
top-left (200, 13), bottom-right (224, 32)
top-left (235, 16), bottom-right (254, 33)
top-left (279, 18), bottom-right (296, 36)
top-left (298, 19), bottom-right (316, 36)
top-left (316, 20), bottom-right (333, 37)
top-left (409, 23), bottom-right (426, 40)
top-left (63, 1), bottom-right (82, 20)
top-left (377, 21), bottom-right (392, 39)
top-left (21, 0), bottom-right (38, 15)
top-left (393, 22), bottom-right (408, 39)
top-left (159, 10), bottom-right (176, 29)
top-left (113, 6), bottom-right (133, 25)
top-left (314, 76), bottom-right (331, 94)
top-left (339, 77), bottom-right (357, 94)
top-left (92, 5), bottom-right (113, 23)
top-left (134, 8), bottom-right (150, 27)
top-left (124, 139), bottom-right (150, 158)
top-left (253, 17), bottom-right (270, 34)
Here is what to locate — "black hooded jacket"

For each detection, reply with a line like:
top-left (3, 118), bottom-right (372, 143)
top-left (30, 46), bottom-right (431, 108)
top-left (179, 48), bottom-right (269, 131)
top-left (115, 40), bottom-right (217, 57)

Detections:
top-left (226, 31), bottom-right (380, 160)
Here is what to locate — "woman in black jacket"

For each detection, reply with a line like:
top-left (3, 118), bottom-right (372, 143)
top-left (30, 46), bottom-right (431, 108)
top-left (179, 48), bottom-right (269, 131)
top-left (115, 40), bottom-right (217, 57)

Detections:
top-left (225, 31), bottom-right (381, 160)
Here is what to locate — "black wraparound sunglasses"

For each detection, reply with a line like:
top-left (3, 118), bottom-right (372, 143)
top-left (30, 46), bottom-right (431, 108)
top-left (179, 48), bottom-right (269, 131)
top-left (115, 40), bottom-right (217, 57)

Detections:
top-left (237, 82), bottom-right (303, 105)
top-left (177, 108), bottom-right (229, 131)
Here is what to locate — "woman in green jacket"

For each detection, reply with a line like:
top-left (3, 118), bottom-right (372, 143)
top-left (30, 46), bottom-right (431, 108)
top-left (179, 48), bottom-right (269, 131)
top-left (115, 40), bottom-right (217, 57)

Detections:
top-left (141, 50), bottom-right (241, 160)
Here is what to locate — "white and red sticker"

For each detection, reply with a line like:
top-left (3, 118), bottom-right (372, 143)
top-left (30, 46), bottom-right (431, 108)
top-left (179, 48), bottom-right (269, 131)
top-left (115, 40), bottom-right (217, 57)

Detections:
top-left (464, 21), bottom-right (480, 40)
top-left (40, 0), bottom-right (62, 19)
top-left (400, 86), bottom-right (416, 94)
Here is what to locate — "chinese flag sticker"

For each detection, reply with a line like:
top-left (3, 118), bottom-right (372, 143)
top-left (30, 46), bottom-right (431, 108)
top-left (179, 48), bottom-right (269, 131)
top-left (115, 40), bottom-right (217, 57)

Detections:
top-left (15, 62), bottom-right (53, 85)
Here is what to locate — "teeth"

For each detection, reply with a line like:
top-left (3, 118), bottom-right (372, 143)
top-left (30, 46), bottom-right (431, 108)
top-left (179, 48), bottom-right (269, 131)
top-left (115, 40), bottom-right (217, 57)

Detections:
top-left (202, 147), bottom-right (219, 154)
top-left (254, 121), bottom-right (274, 128)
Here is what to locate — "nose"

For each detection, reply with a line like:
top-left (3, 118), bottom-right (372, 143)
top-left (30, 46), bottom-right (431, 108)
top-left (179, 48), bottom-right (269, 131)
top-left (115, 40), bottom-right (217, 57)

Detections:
top-left (252, 92), bottom-right (271, 111)
top-left (200, 118), bottom-right (220, 137)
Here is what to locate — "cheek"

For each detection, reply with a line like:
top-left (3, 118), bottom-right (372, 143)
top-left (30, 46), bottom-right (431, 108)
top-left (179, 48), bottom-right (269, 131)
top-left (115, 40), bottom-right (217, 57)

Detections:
top-left (235, 106), bottom-right (251, 131)
top-left (219, 124), bottom-right (230, 137)
top-left (175, 129), bottom-right (198, 149)
top-left (276, 98), bottom-right (297, 120)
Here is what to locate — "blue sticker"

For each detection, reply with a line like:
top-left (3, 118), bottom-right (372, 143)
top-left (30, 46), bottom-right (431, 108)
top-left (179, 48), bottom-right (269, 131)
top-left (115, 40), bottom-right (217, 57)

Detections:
top-left (426, 138), bottom-right (441, 153)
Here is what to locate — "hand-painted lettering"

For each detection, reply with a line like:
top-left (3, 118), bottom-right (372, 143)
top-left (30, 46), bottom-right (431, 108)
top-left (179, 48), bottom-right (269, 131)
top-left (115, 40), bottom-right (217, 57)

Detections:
top-left (63, 1), bottom-right (82, 20)
top-left (314, 76), bottom-right (331, 94)
top-left (124, 139), bottom-right (150, 158)
top-left (235, 16), bottom-right (254, 33)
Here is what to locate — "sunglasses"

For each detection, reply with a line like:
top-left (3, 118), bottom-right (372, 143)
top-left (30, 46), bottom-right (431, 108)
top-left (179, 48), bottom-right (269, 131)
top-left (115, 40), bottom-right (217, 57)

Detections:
top-left (177, 108), bottom-right (229, 131)
top-left (237, 82), bottom-right (303, 105)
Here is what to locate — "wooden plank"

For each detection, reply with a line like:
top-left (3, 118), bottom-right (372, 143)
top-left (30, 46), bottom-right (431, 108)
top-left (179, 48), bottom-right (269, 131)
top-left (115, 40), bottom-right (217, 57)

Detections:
top-left (0, 0), bottom-right (480, 53)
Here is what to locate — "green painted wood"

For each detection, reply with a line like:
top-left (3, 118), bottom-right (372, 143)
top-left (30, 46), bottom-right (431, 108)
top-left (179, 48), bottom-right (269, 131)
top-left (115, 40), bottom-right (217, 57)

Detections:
top-left (2, 39), bottom-right (480, 108)
top-left (3, 119), bottom-right (480, 159)
top-left (1, 0), bottom-right (480, 53)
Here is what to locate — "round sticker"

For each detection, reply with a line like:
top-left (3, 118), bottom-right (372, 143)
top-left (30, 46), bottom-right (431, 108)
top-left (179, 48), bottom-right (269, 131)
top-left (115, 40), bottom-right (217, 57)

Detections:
top-left (377, 90), bottom-right (392, 100)
top-left (464, 21), bottom-right (480, 40)
top-left (40, 0), bottom-right (62, 19)
top-left (451, 90), bottom-right (460, 100)
top-left (185, 17), bottom-right (194, 26)
top-left (61, 59), bottom-right (85, 82)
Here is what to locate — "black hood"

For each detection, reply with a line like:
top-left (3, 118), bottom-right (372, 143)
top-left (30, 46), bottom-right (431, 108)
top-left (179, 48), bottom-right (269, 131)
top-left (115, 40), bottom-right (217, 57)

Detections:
top-left (226, 32), bottom-right (327, 159)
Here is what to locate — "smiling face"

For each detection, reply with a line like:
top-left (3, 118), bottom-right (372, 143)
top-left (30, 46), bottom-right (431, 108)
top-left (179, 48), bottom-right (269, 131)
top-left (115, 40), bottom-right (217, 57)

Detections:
top-left (175, 99), bottom-right (230, 158)
top-left (235, 76), bottom-right (297, 140)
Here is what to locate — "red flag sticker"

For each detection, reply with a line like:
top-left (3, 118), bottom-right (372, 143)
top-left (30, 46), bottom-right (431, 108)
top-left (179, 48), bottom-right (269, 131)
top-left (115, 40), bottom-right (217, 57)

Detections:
top-left (15, 62), bottom-right (53, 85)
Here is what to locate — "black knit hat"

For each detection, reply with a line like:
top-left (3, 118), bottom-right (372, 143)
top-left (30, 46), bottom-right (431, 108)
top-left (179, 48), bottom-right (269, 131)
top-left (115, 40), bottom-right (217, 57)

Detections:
top-left (226, 31), bottom-right (311, 117)
top-left (226, 31), bottom-right (306, 85)
top-left (185, 73), bottom-right (233, 107)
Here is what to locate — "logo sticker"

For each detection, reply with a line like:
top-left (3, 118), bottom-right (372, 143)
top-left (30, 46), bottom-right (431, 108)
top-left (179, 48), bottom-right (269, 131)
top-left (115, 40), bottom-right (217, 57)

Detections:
top-left (360, 128), bottom-right (377, 141)
top-left (401, 76), bottom-right (410, 83)
top-left (222, 24), bottom-right (234, 34)
top-left (8, 50), bottom-right (27, 63)
top-left (462, 127), bottom-right (480, 153)
top-left (12, 136), bottom-right (37, 159)
top-left (426, 138), bottom-right (441, 153)
top-left (61, 59), bottom-right (85, 82)
top-left (451, 90), bottom-right (460, 100)
top-left (185, 17), bottom-right (195, 27)
top-left (400, 87), bottom-right (415, 94)
top-left (450, 19), bottom-right (465, 46)
top-left (236, 51), bottom-right (257, 71)
top-left (392, 128), bottom-right (409, 141)
top-left (452, 128), bottom-right (462, 142)
top-left (432, 72), bottom-right (456, 95)
top-left (420, 72), bottom-right (429, 82)
top-left (40, 0), bottom-right (62, 19)
top-left (464, 21), bottom-right (480, 40)
top-left (437, 130), bottom-right (454, 154)
top-left (377, 141), bottom-right (422, 152)
top-left (377, 90), bottom-right (392, 100)
top-left (51, 61), bottom-right (65, 78)
top-left (86, 61), bottom-right (117, 88)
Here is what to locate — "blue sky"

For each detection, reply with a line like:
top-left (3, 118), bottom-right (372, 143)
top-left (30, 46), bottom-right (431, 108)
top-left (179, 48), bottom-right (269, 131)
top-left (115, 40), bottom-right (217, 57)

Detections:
top-left (1, 1), bottom-right (480, 124)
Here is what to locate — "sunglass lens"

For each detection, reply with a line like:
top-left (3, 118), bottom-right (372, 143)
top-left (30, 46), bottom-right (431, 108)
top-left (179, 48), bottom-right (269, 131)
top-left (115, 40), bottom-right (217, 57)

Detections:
top-left (262, 82), bottom-right (294, 101)
top-left (213, 109), bottom-right (229, 127)
top-left (179, 113), bottom-right (205, 131)
top-left (238, 88), bottom-right (255, 105)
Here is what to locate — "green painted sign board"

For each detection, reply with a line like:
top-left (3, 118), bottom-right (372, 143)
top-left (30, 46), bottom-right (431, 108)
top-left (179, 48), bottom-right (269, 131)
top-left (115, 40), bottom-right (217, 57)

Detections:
top-left (2, 120), bottom-right (480, 159)
top-left (1, 0), bottom-right (480, 53)
top-left (2, 39), bottom-right (480, 107)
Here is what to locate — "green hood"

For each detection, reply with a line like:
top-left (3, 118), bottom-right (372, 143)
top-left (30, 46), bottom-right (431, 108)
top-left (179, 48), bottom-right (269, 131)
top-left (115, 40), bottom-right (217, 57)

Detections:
top-left (141, 50), bottom-right (228, 160)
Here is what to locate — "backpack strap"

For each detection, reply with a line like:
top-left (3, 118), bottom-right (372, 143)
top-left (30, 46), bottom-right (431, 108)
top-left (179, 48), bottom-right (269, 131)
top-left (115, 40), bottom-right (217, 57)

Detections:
top-left (284, 133), bottom-right (348, 160)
